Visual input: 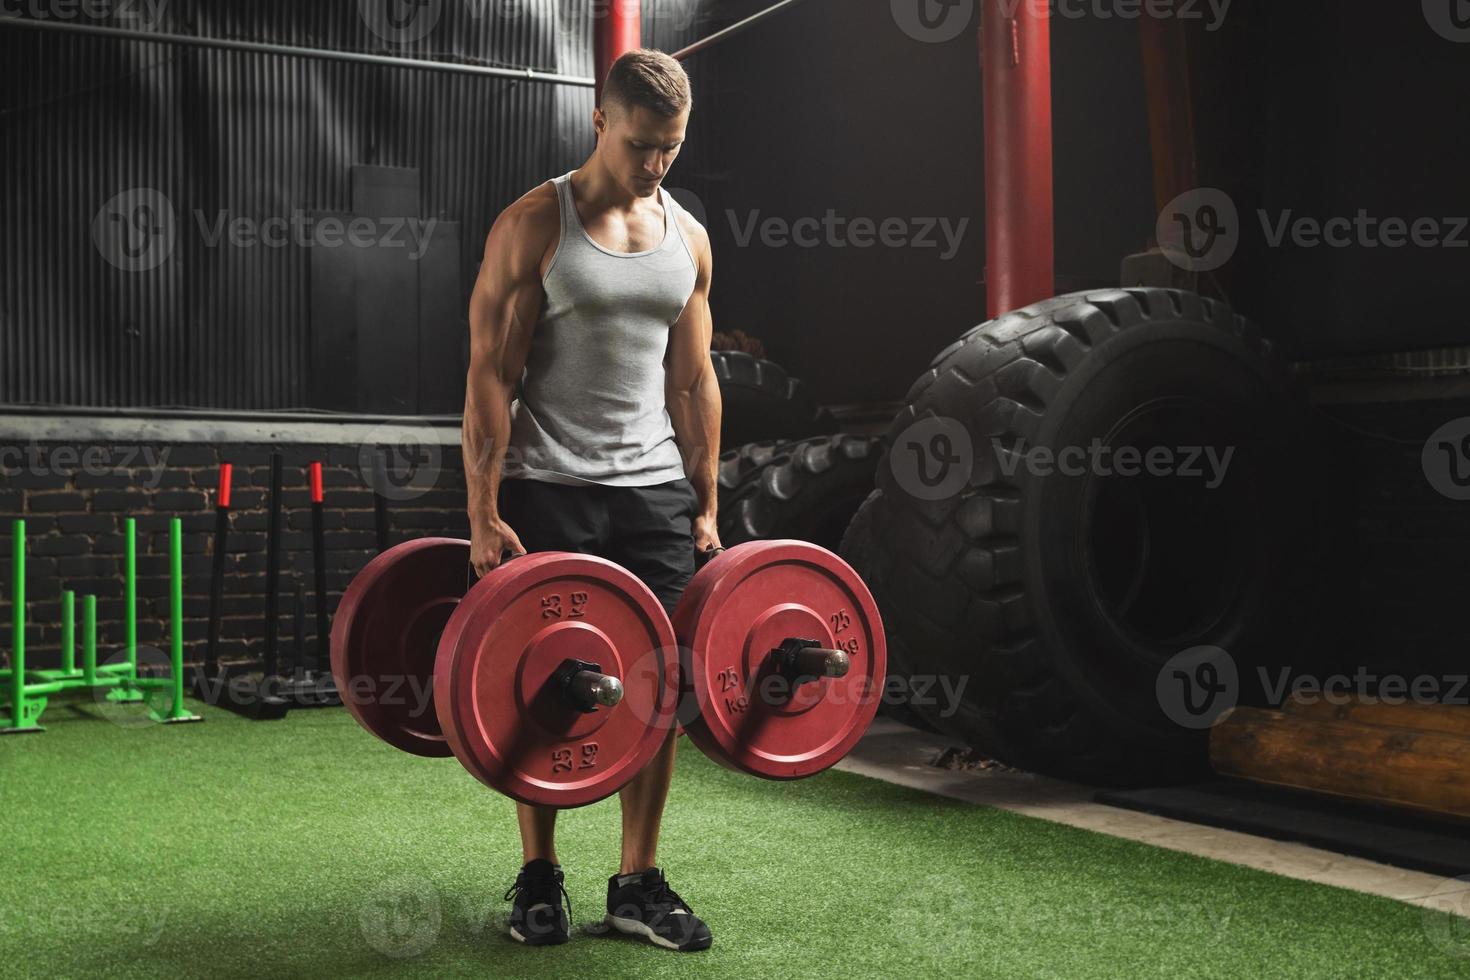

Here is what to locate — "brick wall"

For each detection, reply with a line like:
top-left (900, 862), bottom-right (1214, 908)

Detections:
top-left (1, 438), bottom-right (469, 674)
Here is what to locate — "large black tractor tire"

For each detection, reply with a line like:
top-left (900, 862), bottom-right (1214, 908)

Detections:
top-left (718, 434), bottom-right (882, 552)
top-left (839, 490), bottom-right (943, 734)
top-left (712, 350), bottom-right (840, 446)
top-left (717, 439), bottom-right (792, 497)
top-left (853, 288), bottom-right (1309, 785)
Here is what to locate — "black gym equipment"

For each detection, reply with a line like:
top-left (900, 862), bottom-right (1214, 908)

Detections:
top-left (717, 439), bottom-right (792, 495)
top-left (191, 454), bottom-right (339, 718)
top-left (711, 350), bottom-right (839, 447)
top-left (718, 434), bottom-right (882, 553)
top-left (847, 288), bottom-right (1312, 785)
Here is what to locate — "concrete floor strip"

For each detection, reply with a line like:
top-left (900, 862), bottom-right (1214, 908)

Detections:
top-left (837, 718), bottom-right (1470, 918)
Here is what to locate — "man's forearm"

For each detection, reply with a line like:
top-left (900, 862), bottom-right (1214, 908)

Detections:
top-left (668, 369), bottom-right (721, 518)
top-left (463, 372), bottom-right (514, 530)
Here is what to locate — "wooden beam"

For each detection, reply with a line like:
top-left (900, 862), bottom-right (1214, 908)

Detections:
top-left (1281, 696), bottom-right (1470, 740)
top-left (1211, 706), bottom-right (1470, 821)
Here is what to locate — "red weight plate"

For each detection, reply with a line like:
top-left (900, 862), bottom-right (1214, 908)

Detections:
top-left (330, 538), bottom-right (467, 757)
top-left (435, 552), bottom-right (679, 808)
top-left (673, 540), bottom-right (887, 779)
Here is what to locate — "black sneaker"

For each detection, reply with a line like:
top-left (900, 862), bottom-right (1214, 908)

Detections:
top-left (504, 858), bottom-right (571, 946)
top-left (605, 867), bottom-right (712, 952)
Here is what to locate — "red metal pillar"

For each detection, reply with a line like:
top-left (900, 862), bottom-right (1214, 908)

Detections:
top-left (981, 0), bottom-right (1054, 318)
top-left (595, 0), bottom-right (643, 105)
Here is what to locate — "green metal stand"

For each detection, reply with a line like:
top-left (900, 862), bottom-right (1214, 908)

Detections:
top-left (2, 521), bottom-right (43, 733)
top-left (1, 516), bottom-right (202, 731)
top-left (146, 518), bottom-right (200, 724)
top-left (107, 518), bottom-right (145, 704)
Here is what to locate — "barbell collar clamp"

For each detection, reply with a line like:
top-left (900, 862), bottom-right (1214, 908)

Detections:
top-left (556, 658), bottom-right (624, 712)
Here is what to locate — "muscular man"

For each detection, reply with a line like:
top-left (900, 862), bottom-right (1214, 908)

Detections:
top-left (462, 49), bottom-right (720, 952)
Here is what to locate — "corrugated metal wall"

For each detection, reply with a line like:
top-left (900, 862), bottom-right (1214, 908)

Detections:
top-left (0, 0), bottom-right (715, 411)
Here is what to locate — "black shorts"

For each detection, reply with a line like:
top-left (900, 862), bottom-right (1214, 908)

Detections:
top-left (497, 477), bottom-right (698, 617)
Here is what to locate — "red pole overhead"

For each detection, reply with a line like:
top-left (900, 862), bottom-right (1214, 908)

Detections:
top-left (981, 0), bottom-right (1055, 318)
top-left (595, 0), bottom-right (643, 106)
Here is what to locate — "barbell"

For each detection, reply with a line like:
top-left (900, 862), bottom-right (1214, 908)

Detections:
top-left (329, 537), bottom-right (887, 808)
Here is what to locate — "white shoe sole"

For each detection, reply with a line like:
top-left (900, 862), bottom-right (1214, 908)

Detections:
top-left (509, 924), bottom-right (567, 945)
top-left (604, 913), bottom-right (710, 951)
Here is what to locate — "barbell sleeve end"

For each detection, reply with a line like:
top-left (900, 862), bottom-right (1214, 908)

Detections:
top-left (558, 659), bottom-right (624, 711)
top-left (803, 647), bottom-right (850, 678)
top-left (774, 639), bottom-right (851, 683)
top-left (580, 672), bottom-right (624, 708)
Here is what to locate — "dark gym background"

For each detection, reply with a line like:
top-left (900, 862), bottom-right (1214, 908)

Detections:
top-left (1, 0), bottom-right (1155, 413)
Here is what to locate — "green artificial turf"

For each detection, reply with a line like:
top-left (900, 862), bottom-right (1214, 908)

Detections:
top-left (2, 698), bottom-right (1467, 979)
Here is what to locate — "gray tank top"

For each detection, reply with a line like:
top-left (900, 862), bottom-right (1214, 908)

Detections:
top-left (504, 171), bottom-right (698, 487)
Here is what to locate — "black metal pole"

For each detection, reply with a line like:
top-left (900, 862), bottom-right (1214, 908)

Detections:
top-left (309, 461), bottom-right (329, 672)
top-left (205, 462), bottom-right (233, 677)
top-left (0, 16), bottom-right (596, 86)
top-left (670, 0), bottom-right (813, 61)
top-left (263, 453), bottom-right (283, 678)
top-left (292, 579), bottom-right (305, 678)
top-left (372, 449), bottom-right (391, 554)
